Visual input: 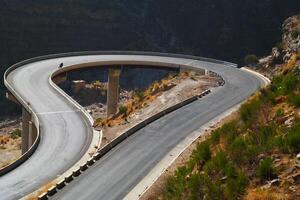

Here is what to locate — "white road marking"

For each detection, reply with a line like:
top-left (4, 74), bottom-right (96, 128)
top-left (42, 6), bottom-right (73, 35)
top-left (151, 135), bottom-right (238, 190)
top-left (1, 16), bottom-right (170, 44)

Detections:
top-left (37, 110), bottom-right (81, 115)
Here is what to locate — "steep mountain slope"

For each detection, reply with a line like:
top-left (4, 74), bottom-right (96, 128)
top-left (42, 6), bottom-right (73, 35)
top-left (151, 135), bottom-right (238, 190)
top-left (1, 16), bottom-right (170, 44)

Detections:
top-left (153, 15), bottom-right (300, 200)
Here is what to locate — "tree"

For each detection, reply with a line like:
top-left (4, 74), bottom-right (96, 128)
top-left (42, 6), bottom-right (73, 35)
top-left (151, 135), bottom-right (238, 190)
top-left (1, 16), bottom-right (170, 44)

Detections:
top-left (119, 105), bottom-right (128, 116)
top-left (244, 54), bottom-right (259, 66)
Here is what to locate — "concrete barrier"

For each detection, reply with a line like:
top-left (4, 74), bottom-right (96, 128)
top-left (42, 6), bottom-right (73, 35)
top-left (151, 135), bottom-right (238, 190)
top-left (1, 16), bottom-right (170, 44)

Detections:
top-left (93, 152), bottom-right (102, 161)
top-left (64, 173), bottom-right (73, 183)
top-left (86, 157), bottom-right (95, 166)
top-left (80, 164), bottom-right (88, 172)
top-left (46, 186), bottom-right (57, 196)
top-left (72, 168), bottom-right (81, 177)
top-left (56, 179), bottom-right (66, 190)
top-left (37, 192), bottom-right (48, 200)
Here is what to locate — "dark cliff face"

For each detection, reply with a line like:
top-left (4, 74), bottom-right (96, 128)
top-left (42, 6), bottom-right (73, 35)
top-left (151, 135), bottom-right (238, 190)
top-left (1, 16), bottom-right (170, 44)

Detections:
top-left (0, 0), bottom-right (299, 64)
top-left (0, 0), bottom-right (299, 117)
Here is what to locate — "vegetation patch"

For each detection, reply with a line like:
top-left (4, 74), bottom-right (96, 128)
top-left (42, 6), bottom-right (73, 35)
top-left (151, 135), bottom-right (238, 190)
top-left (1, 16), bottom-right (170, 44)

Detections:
top-left (244, 54), bottom-right (259, 66)
top-left (159, 65), bottom-right (300, 200)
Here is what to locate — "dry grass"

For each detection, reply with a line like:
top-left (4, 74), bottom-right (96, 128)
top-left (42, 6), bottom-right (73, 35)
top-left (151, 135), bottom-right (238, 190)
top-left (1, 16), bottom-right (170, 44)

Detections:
top-left (95, 72), bottom-right (185, 127)
top-left (281, 53), bottom-right (298, 74)
top-left (244, 188), bottom-right (287, 200)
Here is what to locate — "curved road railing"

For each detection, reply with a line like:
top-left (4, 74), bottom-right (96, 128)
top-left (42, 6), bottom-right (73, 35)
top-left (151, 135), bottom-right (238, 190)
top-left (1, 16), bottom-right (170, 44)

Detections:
top-left (1, 67), bottom-right (41, 176)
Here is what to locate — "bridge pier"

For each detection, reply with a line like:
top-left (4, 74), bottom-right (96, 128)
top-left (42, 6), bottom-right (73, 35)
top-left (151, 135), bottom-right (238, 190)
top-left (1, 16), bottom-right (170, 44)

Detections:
top-left (22, 108), bottom-right (30, 154)
top-left (107, 67), bottom-right (121, 118)
top-left (21, 107), bottom-right (38, 154)
top-left (28, 121), bottom-right (37, 148)
top-left (6, 93), bottom-right (35, 154)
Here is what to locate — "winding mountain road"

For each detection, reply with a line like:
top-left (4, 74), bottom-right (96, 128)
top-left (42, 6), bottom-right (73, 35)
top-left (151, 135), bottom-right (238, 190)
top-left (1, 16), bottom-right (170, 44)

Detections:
top-left (2, 53), bottom-right (266, 200)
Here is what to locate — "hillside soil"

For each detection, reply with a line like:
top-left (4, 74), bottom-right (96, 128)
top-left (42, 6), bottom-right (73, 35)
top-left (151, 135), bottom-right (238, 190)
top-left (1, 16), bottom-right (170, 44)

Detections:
top-left (87, 71), bottom-right (221, 146)
top-left (0, 118), bottom-right (21, 168)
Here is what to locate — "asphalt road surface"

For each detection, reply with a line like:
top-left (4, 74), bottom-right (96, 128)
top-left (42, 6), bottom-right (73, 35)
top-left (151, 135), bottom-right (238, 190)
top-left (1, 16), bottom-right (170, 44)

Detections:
top-left (2, 54), bottom-right (265, 200)
top-left (52, 56), bottom-right (264, 200)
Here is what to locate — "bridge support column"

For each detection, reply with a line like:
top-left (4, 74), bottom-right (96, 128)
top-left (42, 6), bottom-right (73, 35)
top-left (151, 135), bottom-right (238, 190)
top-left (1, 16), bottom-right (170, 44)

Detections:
top-left (205, 69), bottom-right (209, 76)
top-left (22, 108), bottom-right (30, 154)
top-left (107, 67), bottom-right (121, 118)
top-left (28, 121), bottom-right (37, 148)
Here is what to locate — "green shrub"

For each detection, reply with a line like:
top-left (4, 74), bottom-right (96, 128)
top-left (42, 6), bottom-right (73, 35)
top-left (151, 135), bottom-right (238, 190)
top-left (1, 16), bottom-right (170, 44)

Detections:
top-left (270, 73), bottom-right (299, 96)
top-left (245, 124), bottom-right (278, 153)
top-left (260, 88), bottom-right (276, 104)
top-left (190, 141), bottom-right (211, 168)
top-left (188, 174), bottom-right (205, 199)
top-left (210, 129), bottom-right (221, 144)
top-left (221, 121), bottom-right (239, 147)
top-left (258, 125), bottom-right (276, 147)
top-left (276, 119), bottom-right (300, 152)
top-left (203, 179), bottom-right (223, 200)
top-left (229, 136), bottom-right (248, 164)
top-left (288, 93), bottom-right (300, 107)
top-left (224, 162), bottom-right (237, 178)
top-left (164, 166), bottom-right (190, 198)
top-left (224, 173), bottom-right (248, 200)
top-left (292, 66), bottom-right (300, 73)
top-left (282, 74), bottom-right (299, 94)
top-left (275, 108), bottom-right (284, 117)
top-left (10, 129), bottom-right (21, 139)
top-left (188, 174), bottom-right (222, 200)
top-left (256, 157), bottom-right (277, 181)
top-left (134, 90), bottom-right (144, 101)
top-left (240, 98), bottom-right (262, 125)
top-left (118, 105), bottom-right (128, 116)
top-left (245, 144), bottom-right (261, 163)
top-left (279, 120), bottom-right (300, 153)
top-left (275, 42), bottom-right (283, 51)
top-left (291, 29), bottom-right (300, 39)
top-left (244, 54), bottom-right (259, 66)
top-left (204, 150), bottom-right (229, 177)
top-left (229, 135), bottom-right (261, 165)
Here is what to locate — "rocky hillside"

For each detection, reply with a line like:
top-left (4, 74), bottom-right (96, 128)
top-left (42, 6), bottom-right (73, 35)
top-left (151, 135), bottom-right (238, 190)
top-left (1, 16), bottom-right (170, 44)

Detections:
top-left (0, 1), bottom-right (299, 117)
top-left (257, 15), bottom-right (300, 77)
top-left (155, 15), bottom-right (300, 200)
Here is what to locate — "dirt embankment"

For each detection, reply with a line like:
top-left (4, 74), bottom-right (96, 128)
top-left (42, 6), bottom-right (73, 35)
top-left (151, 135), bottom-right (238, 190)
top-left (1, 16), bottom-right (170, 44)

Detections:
top-left (0, 118), bottom-right (21, 168)
top-left (87, 71), bottom-right (221, 145)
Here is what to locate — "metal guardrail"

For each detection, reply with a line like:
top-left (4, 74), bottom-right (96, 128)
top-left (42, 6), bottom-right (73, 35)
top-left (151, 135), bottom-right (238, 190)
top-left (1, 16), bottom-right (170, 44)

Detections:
top-left (2, 51), bottom-right (232, 195)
